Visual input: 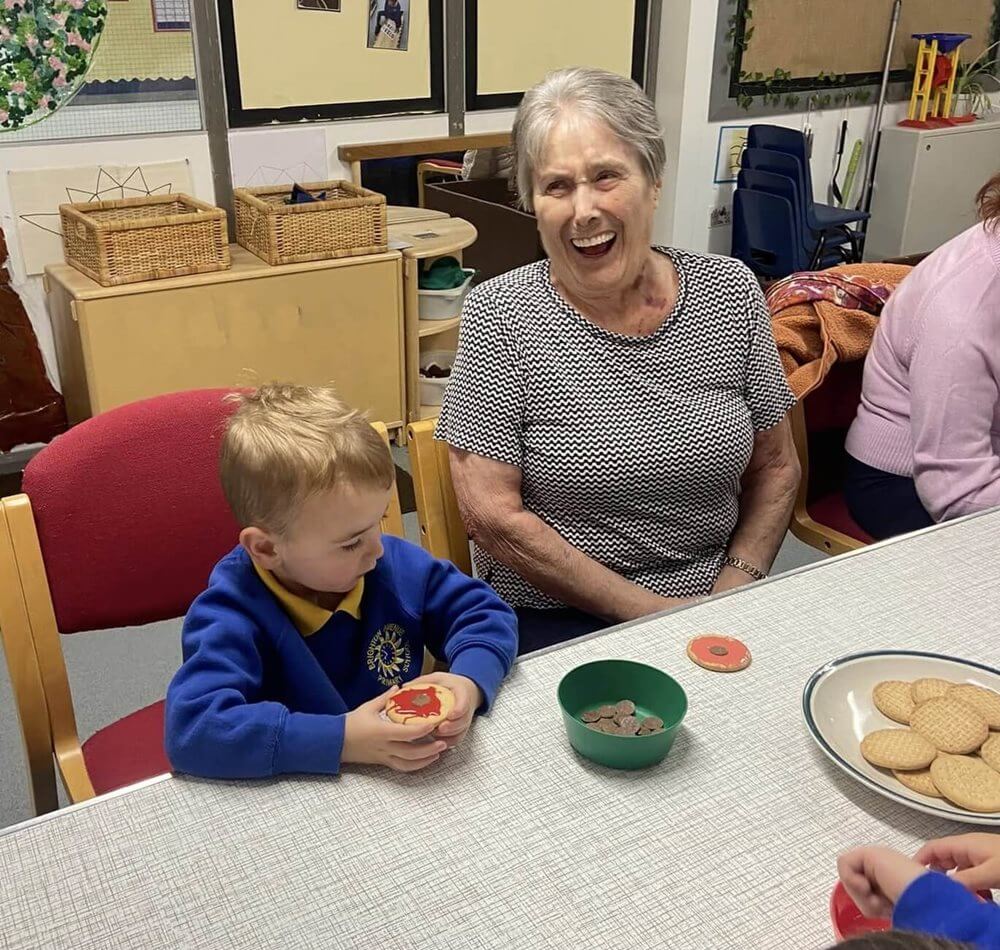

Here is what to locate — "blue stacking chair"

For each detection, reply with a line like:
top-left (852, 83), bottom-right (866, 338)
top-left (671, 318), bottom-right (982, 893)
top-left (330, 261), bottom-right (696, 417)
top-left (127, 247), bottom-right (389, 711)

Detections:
top-left (747, 125), bottom-right (870, 233)
top-left (738, 168), bottom-right (849, 270)
top-left (731, 189), bottom-right (800, 279)
top-left (742, 148), bottom-right (859, 265)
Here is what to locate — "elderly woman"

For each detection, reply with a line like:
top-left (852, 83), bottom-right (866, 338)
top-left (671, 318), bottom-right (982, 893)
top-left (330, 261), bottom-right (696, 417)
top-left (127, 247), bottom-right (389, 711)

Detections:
top-left (435, 68), bottom-right (800, 653)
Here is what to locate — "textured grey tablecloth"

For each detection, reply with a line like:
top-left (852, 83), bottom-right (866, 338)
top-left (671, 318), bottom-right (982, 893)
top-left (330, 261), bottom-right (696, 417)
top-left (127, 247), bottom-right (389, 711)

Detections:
top-left (2, 513), bottom-right (999, 950)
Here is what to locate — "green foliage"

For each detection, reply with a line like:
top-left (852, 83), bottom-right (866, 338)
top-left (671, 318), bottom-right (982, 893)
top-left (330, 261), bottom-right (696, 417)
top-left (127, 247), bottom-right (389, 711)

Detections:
top-left (0, 0), bottom-right (108, 132)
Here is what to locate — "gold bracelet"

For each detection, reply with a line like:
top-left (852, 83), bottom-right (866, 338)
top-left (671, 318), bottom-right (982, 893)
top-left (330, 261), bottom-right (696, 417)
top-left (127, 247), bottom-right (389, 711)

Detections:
top-left (723, 555), bottom-right (767, 582)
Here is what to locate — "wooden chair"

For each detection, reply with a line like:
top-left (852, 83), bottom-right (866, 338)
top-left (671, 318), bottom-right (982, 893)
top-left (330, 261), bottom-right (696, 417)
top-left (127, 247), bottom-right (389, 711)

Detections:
top-left (406, 419), bottom-right (472, 574)
top-left (416, 159), bottom-right (463, 207)
top-left (0, 502), bottom-right (57, 815)
top-left (0, 389), bottom-right (404, 814)
top-left (789, 362), bottom-right (875, 555)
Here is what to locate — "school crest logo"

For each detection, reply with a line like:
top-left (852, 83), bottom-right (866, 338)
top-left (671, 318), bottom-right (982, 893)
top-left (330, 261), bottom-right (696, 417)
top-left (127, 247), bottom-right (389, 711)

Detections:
top-left (367, 624), bottom-right (412, 685)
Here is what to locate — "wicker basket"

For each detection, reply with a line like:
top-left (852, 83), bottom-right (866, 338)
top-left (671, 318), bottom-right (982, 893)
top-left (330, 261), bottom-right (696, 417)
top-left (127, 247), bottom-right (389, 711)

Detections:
top-left (233, 181), bottom-right (388, 266)
top-left (59, 194), bottom-right (230, 287)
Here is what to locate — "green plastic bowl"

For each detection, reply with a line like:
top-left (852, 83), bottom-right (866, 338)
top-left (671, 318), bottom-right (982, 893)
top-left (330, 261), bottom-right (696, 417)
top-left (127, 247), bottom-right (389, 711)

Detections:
top-left (557, 659), bottom-right (688, 770)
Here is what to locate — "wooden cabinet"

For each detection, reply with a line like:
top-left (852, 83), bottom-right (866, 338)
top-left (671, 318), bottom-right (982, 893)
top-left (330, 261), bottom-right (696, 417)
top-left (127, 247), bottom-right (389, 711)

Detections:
top-left (45, 246), bottom-right (406, 435)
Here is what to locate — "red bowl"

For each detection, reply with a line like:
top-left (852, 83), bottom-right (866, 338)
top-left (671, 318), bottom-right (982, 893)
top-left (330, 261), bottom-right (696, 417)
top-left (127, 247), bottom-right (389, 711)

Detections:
top-left (830, 881), bottom-right (890, 940)
top-left (831, 880), bottom-right (995, 939)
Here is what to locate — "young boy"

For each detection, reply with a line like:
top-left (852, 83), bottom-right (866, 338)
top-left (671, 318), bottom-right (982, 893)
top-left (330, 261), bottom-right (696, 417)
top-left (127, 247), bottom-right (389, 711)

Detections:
top-left (837, 834), bottom-right (1000, 948)
top-left (165, 384), bottom-right (518, 778)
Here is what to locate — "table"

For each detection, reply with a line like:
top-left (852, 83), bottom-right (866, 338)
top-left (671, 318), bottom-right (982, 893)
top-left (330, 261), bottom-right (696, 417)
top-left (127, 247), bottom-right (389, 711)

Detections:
top-left (386, 206), bottom-right (450, 225)
top-left (3, 512), bottom-right (999, 949)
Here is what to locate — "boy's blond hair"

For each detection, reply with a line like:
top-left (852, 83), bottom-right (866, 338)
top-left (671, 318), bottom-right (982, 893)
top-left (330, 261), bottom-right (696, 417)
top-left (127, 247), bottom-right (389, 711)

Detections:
top-left (220, 383), bottom-right (395, 534)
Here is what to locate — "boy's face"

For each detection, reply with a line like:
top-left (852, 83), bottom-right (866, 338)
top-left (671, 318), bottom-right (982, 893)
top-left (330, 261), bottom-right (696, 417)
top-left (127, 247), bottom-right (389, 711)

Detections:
top-left (243, 482), bottom-right (392, 596)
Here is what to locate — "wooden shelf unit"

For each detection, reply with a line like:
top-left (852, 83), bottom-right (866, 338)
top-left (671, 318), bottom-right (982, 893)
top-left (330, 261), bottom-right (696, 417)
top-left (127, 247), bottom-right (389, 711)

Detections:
top-left (388, 217), bottom-right (477, 424)
top-left (418, 315), bottom-right (462, 338)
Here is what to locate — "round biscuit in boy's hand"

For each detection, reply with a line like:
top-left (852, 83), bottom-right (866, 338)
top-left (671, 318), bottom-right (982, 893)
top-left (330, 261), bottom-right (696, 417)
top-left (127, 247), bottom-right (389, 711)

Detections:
top-left (384, 682), bottom-right (456, 727)
top-left (343, 686), bottom-right (446, 772)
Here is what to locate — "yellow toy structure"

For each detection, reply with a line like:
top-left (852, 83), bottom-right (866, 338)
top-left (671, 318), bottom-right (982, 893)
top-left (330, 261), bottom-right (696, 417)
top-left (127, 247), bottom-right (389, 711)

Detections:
top-left (901, 32), bottom-right (974, 128)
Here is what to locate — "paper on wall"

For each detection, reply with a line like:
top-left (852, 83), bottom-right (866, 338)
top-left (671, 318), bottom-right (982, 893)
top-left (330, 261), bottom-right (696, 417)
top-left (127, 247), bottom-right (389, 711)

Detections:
top-left (6, 159), bottom-right (194, 276)
top-left (229, 127), bottom-right (329, 189)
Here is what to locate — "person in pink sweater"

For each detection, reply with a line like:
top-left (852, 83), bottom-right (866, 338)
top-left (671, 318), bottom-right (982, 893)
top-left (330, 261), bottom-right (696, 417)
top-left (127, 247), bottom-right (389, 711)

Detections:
top-left (845, 173), bottom-right (1000, 539)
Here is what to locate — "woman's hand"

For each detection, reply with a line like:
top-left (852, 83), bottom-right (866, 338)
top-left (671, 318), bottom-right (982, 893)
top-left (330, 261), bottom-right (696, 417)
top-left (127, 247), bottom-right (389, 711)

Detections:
top-left (711, 566), bottom-right (755, 594)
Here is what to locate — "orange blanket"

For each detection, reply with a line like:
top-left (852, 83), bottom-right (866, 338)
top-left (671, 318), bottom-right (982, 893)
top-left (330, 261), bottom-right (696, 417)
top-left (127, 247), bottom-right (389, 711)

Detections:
top-left (767, 263), bottom-right (912, 399)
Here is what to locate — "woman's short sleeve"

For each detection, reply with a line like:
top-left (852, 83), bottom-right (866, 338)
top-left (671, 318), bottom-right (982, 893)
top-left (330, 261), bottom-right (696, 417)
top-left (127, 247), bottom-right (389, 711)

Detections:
top-left (434, 286), bottom-right (524, 467)
top-left (742, 269), bottom-right (796, 430)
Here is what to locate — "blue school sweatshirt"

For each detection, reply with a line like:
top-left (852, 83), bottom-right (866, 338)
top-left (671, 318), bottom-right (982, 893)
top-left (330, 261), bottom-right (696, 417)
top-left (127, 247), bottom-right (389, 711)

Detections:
top-left (894, 872), bottom-right (1000, 948)
top-left (164, 536), bottom-right (517, 779)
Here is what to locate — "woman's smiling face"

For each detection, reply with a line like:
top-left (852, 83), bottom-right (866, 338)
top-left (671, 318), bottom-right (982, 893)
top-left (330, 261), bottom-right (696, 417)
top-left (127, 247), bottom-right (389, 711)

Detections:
top-left (532, 112), bottom-right (660, 300)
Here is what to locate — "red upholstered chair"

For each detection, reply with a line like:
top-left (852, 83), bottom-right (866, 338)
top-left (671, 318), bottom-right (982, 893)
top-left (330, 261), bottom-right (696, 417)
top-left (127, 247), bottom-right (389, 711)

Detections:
top-left (789, 361), bottom-right (875, 555)
top-left (0, 388), bottom-right (405, 813)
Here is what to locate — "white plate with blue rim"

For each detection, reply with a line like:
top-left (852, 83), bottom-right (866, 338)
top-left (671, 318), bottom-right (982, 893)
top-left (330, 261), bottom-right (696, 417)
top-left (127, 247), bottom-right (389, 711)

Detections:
top-left (803, 650), bottom-right (1000, 826)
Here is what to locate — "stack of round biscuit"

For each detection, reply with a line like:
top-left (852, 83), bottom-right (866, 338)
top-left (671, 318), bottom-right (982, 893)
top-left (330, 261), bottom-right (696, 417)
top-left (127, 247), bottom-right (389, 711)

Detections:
top-left (859, 678), bottom-right (1000, 813)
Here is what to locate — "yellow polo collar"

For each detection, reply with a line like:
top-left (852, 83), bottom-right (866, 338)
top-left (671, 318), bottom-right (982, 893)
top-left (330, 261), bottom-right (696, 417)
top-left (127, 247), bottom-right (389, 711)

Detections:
top-left (253, 562), bottom-right (364, 636)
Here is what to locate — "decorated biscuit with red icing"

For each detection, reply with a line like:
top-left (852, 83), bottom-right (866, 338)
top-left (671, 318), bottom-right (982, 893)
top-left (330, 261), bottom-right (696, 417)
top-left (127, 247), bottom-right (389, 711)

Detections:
top-left (384, 682), bottom-right (456, 726)
top-left (686, 635), bottom-right (752, 672)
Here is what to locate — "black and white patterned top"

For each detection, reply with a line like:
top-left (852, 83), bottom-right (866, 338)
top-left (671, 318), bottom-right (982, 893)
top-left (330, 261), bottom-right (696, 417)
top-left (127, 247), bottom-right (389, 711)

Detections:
top-left (435, 247), bottom-right (796, 609)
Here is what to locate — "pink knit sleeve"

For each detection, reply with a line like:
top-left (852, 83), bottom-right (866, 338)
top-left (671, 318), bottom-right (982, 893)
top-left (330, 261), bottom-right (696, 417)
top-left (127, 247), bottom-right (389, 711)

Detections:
top-left (910, 302), bottom-right (1000, 521)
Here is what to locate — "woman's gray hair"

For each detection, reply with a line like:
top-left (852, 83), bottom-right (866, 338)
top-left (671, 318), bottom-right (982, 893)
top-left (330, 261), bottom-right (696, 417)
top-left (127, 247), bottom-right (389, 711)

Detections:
top-left (511, 67), bottom-right (666, 211)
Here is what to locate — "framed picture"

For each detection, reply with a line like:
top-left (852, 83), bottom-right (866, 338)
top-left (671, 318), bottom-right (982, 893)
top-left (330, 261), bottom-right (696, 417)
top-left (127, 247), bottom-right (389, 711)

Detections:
top-left (368, 0), bottom-right (410, 51)
top-left (714, 125), bottom-right (749, 184)
top-left (297, 0), bottom-right (341, 9)
top-left (217, 0), bottom-right (443, 126)
top-left (464, 0), bottom-right (649, 111)
top-left (151, 0), bottom-right (191, 32)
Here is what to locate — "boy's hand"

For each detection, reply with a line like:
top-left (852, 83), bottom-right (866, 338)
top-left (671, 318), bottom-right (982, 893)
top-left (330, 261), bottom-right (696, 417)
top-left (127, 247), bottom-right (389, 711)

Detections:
top-left (916, 833), bottom-right (1000, 891)
top-left (414, 672), bottom-right (484, 750)
top-left (837, 846), bottom-right (926, 919)
top-left (342, 686), bottom-right (447, 772)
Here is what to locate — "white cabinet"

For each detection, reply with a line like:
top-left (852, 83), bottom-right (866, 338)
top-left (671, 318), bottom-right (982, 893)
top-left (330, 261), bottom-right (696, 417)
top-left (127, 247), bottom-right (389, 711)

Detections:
top-left (865, 118), bottom-right (1000, 261)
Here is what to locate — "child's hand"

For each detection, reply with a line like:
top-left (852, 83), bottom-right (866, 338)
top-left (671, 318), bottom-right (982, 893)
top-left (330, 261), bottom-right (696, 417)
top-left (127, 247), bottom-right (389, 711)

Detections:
top-left (342, 686), bottom-right (447, 772)
top-left (414, 672), bottom-right (483, 750)
top-left (916, 833), bottom-right (1000, 891)
top-left (837, 846), bottom-right (926, 919)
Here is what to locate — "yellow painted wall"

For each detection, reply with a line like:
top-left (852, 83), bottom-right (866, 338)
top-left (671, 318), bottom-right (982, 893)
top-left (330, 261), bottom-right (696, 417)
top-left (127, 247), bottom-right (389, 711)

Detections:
top-left (233, 0), bottom-right (432, 109)
top-left (88, 1), bottom-right (196, 82)
top-left (476, 0), bottom-right (636, 96)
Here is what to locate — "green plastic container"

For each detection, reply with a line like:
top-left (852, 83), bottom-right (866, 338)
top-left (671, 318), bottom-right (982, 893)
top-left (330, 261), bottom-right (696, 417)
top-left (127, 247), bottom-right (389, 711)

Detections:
top-left (557, 659), bottom-right (688, 770)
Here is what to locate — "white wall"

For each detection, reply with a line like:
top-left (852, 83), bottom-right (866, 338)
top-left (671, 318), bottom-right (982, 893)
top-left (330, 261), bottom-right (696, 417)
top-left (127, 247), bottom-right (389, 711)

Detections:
top-left (652, 0), bottom-right (694, 247)
top-left (0, 132), bottom-right (215, 283)
top-left (0, 132), bottom-right (215, 402)
top-left (656, 0), bottom-right (908, 254)
top-left (320, 113), bottom-right (450, 178)
top-left (227, 108), bottom-right (517, 186)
